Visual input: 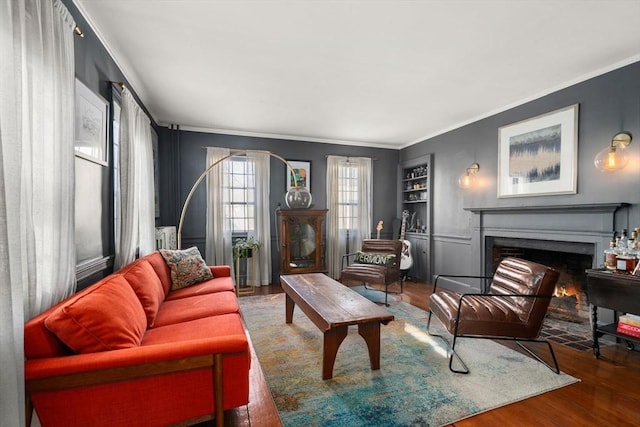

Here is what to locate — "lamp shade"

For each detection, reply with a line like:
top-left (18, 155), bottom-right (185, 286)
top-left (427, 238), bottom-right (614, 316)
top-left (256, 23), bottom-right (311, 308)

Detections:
top-left (458, 171), bottom-right (474, 189)
top-left (594, 131), bottom-right (632, 172)
top-left (285, 186), bottom-right (312, 208)
top-left (594, 146), bottom-right (630, 171)
top-left (458, 162), bottom-right (480, 189)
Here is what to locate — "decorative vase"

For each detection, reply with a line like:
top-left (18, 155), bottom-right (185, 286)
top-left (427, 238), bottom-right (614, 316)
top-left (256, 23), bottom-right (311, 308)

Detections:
top-left (285, 187), bottom-right (312, 209)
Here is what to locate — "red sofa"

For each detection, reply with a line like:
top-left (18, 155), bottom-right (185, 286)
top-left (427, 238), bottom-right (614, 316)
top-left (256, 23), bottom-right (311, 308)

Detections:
top-left (24, 251), bottom-right (250, 427)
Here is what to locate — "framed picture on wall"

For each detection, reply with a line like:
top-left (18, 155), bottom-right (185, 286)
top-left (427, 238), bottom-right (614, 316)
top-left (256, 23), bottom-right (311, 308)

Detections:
top-left (286, 160), bottom-right (311, 191)
top-left (74, 78), bottom-right (109, 166)
top-left (497, 104), bottom-right (578, 198)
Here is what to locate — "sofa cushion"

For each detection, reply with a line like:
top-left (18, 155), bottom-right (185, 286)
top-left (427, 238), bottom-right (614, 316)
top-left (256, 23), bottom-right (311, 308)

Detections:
top-left (165, 276), bottom-right (235, 301)
top-left (143, 251), bottom-right (173, 296)
top-left (152, 291), bottom-right (240, 327)
top-left (160, 247), bottom-right (213, 290)
top-left (44, 275), bottom-right (147, 353)
top-left (142, 313), bottom-right (247, 346)
top-left (122, 259), bottom-right (166, 327)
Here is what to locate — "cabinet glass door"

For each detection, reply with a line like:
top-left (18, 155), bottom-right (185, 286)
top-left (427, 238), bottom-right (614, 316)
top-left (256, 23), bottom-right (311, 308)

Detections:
top-left (289, 220), bottom-right (316, 269)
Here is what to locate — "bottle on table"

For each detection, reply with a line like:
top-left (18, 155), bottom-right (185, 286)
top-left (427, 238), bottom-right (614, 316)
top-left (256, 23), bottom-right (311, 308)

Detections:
top-left (604, 238), bottom-right (618, 271)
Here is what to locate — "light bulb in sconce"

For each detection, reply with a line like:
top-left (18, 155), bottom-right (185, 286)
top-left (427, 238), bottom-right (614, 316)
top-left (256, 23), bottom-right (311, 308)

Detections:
top-left (594, 131), bottom-right (632, 172)
top-left (458, 163), bottom-right (480, 189)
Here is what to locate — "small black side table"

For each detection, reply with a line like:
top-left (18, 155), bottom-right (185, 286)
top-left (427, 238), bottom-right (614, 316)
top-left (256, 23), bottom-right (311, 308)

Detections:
top-left (585, 269), bottom-right (640, 358)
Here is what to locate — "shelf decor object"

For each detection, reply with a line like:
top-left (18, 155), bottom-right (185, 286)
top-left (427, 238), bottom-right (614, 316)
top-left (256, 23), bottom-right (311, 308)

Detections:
top-left (498, 104), bottom-right (578, 198)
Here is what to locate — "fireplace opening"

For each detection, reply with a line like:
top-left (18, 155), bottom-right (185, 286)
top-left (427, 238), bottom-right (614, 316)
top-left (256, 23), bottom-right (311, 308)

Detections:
top-left (486, 237), bottom-right (594, 323)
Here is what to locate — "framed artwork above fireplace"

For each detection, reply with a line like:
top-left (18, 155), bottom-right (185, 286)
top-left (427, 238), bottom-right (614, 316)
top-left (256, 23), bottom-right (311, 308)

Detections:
top-left (497, 104), bottom-right (578, 198)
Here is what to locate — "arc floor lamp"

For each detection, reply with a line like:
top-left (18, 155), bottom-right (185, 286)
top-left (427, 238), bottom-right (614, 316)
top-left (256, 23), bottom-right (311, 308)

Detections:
top-left (177, 149), bottom-right (311, 249)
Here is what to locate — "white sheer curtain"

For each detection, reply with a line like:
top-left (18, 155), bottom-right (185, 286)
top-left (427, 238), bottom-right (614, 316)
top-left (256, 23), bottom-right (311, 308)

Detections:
top-left (248, 151), bottom-right (271, 286)
top-left (205, 149), bottom-right (271, 286)
top-left (205, 147), bottom-right (232, 266)
top-left (114, 88), bottom-right (155, 269)
top-left (326, 156), bottom-right (372, 279)
top-left (1, 0), bottom-right (75, 423)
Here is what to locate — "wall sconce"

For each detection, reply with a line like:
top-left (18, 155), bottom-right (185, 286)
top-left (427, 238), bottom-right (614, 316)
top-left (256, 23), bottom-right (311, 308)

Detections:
top-left (458, 163), bottom-right (480, 189)
top-left (594, 131), bottom-right (632, 172)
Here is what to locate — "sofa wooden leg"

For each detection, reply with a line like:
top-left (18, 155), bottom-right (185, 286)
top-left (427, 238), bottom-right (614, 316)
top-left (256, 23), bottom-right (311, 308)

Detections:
top-left (214, 353), bottom-right (224, 427)
top-left (26, 394), bottom-right (33, 427)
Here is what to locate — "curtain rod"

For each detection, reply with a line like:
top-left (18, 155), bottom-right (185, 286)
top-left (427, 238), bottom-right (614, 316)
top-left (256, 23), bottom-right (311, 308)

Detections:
top-left (325, 155), bottom-right (378, 161)
top-left (74, 26), bottom-right (84, 37)
top-left (197, 148), bottom-right (377, 161)
top-left (107, 80), bottom-right (125, 89)
top-left (199, 147), bottom-right (273, 154)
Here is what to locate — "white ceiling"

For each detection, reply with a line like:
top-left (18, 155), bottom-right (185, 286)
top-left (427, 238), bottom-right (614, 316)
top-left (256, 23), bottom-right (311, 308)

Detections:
top-left (74, 0), bottom-right (640, 149)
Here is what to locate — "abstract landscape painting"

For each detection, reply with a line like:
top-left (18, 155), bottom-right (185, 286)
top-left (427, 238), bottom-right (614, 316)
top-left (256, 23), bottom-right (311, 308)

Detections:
top-left (509, 124), bottom-right (561, 184)
top-left (498, 105), bottom-right (578, 197)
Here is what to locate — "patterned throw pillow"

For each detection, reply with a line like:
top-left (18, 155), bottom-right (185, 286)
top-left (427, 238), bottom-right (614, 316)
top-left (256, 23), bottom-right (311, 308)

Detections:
top-left (159, 247), bottom-right (213, 291)
top-left (354, 252), bottom-right (396, 267)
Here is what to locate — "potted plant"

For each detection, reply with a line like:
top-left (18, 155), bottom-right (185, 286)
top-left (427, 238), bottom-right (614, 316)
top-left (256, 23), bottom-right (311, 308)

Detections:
top-left (233, 236), bottom-right (263, 259)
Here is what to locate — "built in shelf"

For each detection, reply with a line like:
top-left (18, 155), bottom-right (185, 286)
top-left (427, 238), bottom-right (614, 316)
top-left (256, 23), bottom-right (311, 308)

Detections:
top-left (402, 175), bottom-right (428, 182)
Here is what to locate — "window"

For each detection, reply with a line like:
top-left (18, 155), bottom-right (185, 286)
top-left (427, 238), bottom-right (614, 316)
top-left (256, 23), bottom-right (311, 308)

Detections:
top-left (224, 156), bottom-right (256, 233)
top-left (326, 156), bottom-right (372, 278)
top-left (337, 162), bottom-right (359, 230)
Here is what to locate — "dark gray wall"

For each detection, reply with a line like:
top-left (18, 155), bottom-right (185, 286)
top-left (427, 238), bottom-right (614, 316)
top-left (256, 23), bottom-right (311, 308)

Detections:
top-left (158, 129), bottom-right (400, 283)
top-left (63, 0), bottom-right (157, 288)
top-left (402, 61), bottom-right (640, 279)
top-left (65, 0), bottom-right (639, 287)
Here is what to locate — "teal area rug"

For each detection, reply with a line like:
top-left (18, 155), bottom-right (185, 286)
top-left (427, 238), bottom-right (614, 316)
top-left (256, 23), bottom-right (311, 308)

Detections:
top-left (239, 294), bottom-right (579, 427)
top-left (350, 285), bottom-right (397, 304)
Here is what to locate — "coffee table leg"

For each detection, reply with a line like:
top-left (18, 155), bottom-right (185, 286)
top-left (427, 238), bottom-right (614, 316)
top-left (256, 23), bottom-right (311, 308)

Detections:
top-left (323, 326), bottom-right (348, 380)
top-left (285, 294), bottom-right (295, 324)
top-left (358, 322), bottom-right (381, 370)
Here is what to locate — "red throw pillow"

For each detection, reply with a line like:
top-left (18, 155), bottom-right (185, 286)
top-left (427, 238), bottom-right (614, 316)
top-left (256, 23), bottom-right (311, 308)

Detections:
top-left (122, 260), bottom-right (165, 327)
top-left (44, 275), bottom-right (147, 353)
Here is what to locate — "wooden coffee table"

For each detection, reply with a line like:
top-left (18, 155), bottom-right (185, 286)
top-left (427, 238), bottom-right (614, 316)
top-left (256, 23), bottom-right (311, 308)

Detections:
top-left (280, 273), bottom-right (394, 379)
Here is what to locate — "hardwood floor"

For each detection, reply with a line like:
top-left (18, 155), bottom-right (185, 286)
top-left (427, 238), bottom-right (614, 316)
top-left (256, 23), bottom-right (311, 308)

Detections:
top-left (225, 280), bottom-right (640, 426)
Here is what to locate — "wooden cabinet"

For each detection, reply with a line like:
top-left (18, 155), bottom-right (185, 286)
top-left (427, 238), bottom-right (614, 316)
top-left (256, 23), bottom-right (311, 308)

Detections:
top-left (399, 154), bottom-right (432, 281)
top-left (277, 209), bottom-right (328, 275)
top-left (585, 269), bottom-right (640, 357)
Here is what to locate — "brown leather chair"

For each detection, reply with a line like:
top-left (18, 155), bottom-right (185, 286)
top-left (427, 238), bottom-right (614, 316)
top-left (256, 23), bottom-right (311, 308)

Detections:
top-left (340, 239), bottom-right (403, 306)
top-left (427, 257), bottom-right (560, 374)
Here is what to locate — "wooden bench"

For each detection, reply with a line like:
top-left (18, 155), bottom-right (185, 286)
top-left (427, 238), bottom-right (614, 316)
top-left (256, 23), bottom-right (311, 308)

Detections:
top-left (280, 273), bottom-right (394, 379)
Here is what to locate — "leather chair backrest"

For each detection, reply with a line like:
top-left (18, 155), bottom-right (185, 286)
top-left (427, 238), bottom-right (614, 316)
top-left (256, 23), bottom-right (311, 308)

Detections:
top-left (360, 239), bottom-right (403, 274)
top-left (489, 257), bottom-right (559, 327)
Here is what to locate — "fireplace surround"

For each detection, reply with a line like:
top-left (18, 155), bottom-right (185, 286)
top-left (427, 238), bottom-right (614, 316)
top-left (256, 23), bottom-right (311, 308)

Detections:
top-left (487, 237), bottom-right (594, 322)
top-left (465, 203), bottom-right (628, 271)
top-left (463, 203), bottom-right (630, 325)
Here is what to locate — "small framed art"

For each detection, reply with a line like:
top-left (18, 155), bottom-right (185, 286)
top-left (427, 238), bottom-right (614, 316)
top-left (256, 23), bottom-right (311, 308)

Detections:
top-left (286, 160), bottom-right (311, 191)
top-left (74, 78), bottom-right (109, 166)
